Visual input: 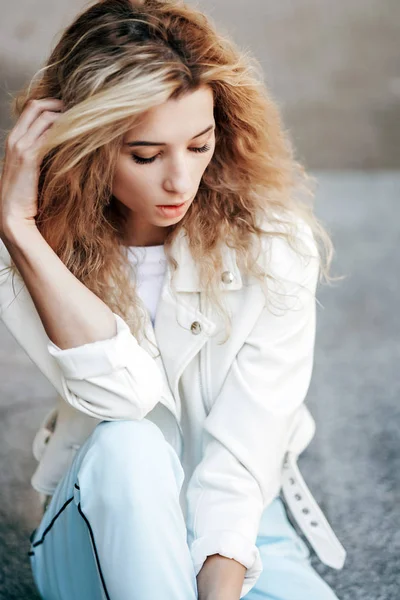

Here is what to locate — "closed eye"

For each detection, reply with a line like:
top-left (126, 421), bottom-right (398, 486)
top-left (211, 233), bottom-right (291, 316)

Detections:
top-left (131, 144), bottom-right (211, 165)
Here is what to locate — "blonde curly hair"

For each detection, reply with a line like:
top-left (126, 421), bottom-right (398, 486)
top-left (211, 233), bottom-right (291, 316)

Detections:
top-left (3, 0), bottom-right (333, 343)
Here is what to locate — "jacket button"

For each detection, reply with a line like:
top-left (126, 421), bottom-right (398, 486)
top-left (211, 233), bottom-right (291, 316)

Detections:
top-left (221, 270), bottom-right (234, 284)
top-left (190, 321), bottom-right (202, 335)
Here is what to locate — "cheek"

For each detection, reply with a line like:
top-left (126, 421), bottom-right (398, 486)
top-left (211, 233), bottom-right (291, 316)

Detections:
top-left (112, 164), bottom-right (162, 213)
top-left (204, 142), bottom-right (216, 166)
top-left (199, 150), bottom-right (214, 177)
top-left (113, 161), bottom-right (147, 199)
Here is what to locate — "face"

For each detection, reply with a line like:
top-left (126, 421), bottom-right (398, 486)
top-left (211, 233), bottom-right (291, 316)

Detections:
top-left (112, 85), bottom-right (216, 246)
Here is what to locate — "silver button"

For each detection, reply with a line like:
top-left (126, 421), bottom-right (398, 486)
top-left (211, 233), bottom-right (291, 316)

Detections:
top-left (310, 521), bottom-right (319, 527)
top-left (221, 271), bottom-right (234, 284)
top-left (190, 321), bottom-right (202, 335)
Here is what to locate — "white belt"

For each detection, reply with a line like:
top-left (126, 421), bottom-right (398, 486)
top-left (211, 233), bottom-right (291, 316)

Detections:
top-left (281, 451), bottom-right (346, 569)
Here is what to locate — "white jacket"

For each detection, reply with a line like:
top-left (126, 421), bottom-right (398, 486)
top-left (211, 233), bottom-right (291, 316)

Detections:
top-left (0, 217), bottom-right (346, 597)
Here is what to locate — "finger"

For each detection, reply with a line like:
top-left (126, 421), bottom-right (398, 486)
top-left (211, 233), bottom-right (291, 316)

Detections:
top-left (21, 110), bottom-right (61, 150)
top-left (9, 98), bottom-right (64, 145)
top-left (9, 112), bottom-right (61, 168)
top-left (32, 117), bottom-right (63, 163)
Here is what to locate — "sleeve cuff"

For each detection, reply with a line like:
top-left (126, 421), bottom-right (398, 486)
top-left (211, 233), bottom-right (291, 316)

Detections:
top-left (47, 313), bottom-right (137, 380)
top-left (190, 530), bottom-right (263, 598)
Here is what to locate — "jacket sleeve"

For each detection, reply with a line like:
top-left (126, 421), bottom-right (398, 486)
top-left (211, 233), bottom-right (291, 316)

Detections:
top-left (185, 224), bottom-right (320, 598)
top-left (0, 239), bottom-right (163, 421)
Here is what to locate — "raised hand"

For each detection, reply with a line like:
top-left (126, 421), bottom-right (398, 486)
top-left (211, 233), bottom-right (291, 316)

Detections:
top-left (0, 97), bottom-right (63, 235)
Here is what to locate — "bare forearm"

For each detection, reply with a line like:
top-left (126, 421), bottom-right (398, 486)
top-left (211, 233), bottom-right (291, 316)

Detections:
top-left (196, 554), bottom-right (246, 600)
top-left (2, 220), bottom-right (116, 349)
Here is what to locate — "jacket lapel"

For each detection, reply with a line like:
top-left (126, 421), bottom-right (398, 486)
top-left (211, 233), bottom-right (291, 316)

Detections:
top-left (153, 278), bottom-right (215, 421)
top-left (138, 227), bottom-right (243, 421)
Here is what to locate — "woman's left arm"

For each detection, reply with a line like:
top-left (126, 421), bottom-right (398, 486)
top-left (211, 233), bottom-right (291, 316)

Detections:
top-left (196, 553), bottom-right (246, 600)
top-left (188, 226), bottom-right (320, 599)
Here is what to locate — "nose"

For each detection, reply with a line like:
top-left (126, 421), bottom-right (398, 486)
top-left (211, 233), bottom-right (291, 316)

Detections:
top-left (162, 156), bottom-right (192, 196)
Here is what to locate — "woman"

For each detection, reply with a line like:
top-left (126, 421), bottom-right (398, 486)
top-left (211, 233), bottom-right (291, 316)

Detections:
top-left (0, 0), bottom-right (345, 598)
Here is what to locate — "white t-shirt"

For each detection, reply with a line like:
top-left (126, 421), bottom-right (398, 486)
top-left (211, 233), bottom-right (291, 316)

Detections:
top-left (127, 244), bottom-right (167, 325)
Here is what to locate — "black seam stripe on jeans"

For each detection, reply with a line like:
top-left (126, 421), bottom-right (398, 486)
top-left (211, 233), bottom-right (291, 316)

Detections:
top-left (32, 496), bottom-right (74, 548)
top-left (77, 502), bottom-right (111, 600)
top-left (28, 491), bottom-right (111, 598)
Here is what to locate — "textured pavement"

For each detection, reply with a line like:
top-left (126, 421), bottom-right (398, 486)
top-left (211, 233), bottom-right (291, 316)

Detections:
top-left (0, 171), bottom-right (399, 599)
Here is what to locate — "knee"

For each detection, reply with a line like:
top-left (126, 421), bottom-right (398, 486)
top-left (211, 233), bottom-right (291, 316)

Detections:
top-left (78, 419), bottom-right (168, 481)
top-left (92, 418), bottom-right (166, 461)
top-left (76, 418), bottom-right (182, 509)
top-left (95, 418), bottom-right (165, 446)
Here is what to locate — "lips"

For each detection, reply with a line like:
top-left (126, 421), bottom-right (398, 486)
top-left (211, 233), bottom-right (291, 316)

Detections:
top-left (155, 201), bottom-right (188, 218)
top-left (156, 201), bottom-right (186, 207)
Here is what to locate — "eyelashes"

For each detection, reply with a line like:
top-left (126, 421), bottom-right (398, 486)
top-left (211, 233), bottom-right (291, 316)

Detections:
top-left (131, 144), bottom-right (211, 165)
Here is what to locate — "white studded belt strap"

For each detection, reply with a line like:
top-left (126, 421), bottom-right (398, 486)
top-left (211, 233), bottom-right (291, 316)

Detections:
top-left (281, 451), bottom-right (347, 570)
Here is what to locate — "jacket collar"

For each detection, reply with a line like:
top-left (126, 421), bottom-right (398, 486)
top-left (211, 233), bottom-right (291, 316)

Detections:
top-left (168, 227), bottom-right (243, 292)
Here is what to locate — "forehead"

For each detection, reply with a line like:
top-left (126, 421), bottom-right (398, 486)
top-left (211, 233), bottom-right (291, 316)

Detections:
top-left (124, 86), bottom-right (214, 142)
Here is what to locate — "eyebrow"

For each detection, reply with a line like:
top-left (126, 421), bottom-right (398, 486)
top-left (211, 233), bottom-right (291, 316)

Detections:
top-left (124, 124), bottom-right (215, 147)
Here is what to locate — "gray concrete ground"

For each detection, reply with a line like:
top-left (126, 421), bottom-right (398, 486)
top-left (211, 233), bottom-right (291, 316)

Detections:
top-left (0, 171), bottom-right (399, 599)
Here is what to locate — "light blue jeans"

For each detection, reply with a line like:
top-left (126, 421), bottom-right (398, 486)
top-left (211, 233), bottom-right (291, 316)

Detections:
top-left (29, 419), bottom-right (339, 599)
